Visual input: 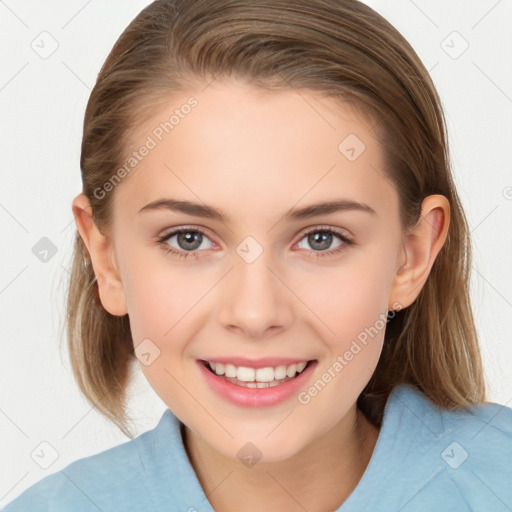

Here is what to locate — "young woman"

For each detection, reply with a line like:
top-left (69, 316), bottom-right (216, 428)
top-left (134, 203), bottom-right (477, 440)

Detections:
top-left (5, 1), bottom-right (511, 510)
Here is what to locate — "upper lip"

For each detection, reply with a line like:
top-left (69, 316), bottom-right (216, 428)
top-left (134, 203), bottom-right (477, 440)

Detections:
top-left (199, 357), bottom-right (314, 369)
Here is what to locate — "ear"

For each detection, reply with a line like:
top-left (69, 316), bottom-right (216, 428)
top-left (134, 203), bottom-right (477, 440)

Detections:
top-left (388, 194), bottom-right (450, 310)
top-left (71, 193), bottom-right (128, 316)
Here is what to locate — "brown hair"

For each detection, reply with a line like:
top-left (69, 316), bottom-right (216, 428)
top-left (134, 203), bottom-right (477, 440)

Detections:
top-left (67, 0), bottom-right (486, 437)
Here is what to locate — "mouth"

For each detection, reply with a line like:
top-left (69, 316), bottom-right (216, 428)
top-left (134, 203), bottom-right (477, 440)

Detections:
top-left (197, 357), bottom-right (318, 407)
top-left (199, 359), bottom-right (315, 388)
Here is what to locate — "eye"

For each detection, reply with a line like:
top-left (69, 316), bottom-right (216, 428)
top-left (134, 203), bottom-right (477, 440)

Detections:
top-left (157, 226), bottom-right (215, 259)
top-left (295, 226), bottom-right (353, 258)
top-left (156, 225), bottom-right (354, 260)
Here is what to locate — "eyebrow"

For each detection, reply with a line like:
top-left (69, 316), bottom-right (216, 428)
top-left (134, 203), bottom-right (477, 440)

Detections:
top-left (138, 197), bottom-right (376, 222)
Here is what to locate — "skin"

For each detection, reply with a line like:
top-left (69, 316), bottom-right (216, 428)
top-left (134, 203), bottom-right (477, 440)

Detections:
top-left (73, 79), bottom-right (450, 512)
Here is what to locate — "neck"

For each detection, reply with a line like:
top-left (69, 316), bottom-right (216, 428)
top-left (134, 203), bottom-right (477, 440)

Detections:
top-left (183, 406), bottom-right (380, 512)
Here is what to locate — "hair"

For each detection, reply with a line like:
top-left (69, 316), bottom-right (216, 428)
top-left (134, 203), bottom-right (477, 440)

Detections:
top-left (66, 0), bottom-right (486, 438)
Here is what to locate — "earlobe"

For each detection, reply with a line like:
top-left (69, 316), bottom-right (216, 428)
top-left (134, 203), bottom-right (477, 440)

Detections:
top-left (388, 194), bottom-right (450, 309)
top-left (71, 193), bottom-right (128, 316)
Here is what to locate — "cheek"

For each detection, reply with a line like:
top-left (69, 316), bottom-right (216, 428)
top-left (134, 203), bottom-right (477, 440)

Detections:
top-left (120, 250), bottom-right (215, 395)
top-left (121, 247), bottom-right (206, 345)
top-left (303, 256), bottom-right (395, 344)
top-left (121, 257), bottom-right (202, 407)
top-left (294, 261), bottom-right (393, 413)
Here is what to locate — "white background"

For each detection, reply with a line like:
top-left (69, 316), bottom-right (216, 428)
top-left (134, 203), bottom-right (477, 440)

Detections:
top-left (1, 0), bottom-right (511, 505)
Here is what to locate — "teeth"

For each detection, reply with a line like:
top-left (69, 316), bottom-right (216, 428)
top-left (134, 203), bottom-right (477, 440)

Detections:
top-left (296, 361), bottom-right (307, 373)
top-left (237, 366), bottom-right (256, 382)
top-left (274, 365), bottom-right (287, 380)
top-left (224, 364), bottom-right (237, 378)
top-left (286, 364), bottom-right (297, 377)
top-left (207, 360), bottom-right (310, 383)
top-left (255, 367), bottom-right (274, 382)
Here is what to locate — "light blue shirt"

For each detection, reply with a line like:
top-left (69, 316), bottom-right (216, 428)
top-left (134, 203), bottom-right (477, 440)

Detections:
top-left (3, 383), bottom-right (512, 511)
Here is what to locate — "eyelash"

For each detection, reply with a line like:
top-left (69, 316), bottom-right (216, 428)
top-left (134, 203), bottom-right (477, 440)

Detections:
top-left (156, 225), bottom-right (354, 260)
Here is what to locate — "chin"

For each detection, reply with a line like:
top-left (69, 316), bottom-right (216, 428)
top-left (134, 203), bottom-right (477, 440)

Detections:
top-left (216, 432), bottom-right (309, 466)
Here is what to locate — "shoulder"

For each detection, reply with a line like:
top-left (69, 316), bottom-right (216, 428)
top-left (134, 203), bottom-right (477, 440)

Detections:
top-left (379, 384), bottom-right (512, 510)
top-left (391, 383), bottom-right (512, 453)
top-left (2, 413), bottom-right (171, 512)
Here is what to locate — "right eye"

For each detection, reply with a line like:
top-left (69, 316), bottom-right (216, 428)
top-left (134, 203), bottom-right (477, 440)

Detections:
top-left (157, 226), bottom-right (216, 259)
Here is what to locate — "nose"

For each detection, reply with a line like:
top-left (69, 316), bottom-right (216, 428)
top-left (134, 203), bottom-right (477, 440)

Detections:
top-left (218, 247), bottom-right (294, 339)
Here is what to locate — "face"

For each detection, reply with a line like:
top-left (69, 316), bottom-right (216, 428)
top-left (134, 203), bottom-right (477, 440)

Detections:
top-left (107, 80), bottom-right (405, 462)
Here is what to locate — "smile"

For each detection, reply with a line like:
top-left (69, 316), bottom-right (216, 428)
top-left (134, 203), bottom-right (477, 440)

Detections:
top-left (198, 358), bottom-right (317, 407)
top-left (203, 360), bottom-right (310, 388)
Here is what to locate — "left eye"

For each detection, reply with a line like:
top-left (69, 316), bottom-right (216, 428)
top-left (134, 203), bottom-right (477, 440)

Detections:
top-left (296, 228), bottom-right (349, 252)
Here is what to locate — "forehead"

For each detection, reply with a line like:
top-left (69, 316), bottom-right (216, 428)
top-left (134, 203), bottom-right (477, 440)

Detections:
top-left (114, 80), bottom-right (397, 225)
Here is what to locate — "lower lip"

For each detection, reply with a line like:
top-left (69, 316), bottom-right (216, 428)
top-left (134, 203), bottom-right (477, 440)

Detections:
top-left (197, 360), bottom-right (317, 407)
